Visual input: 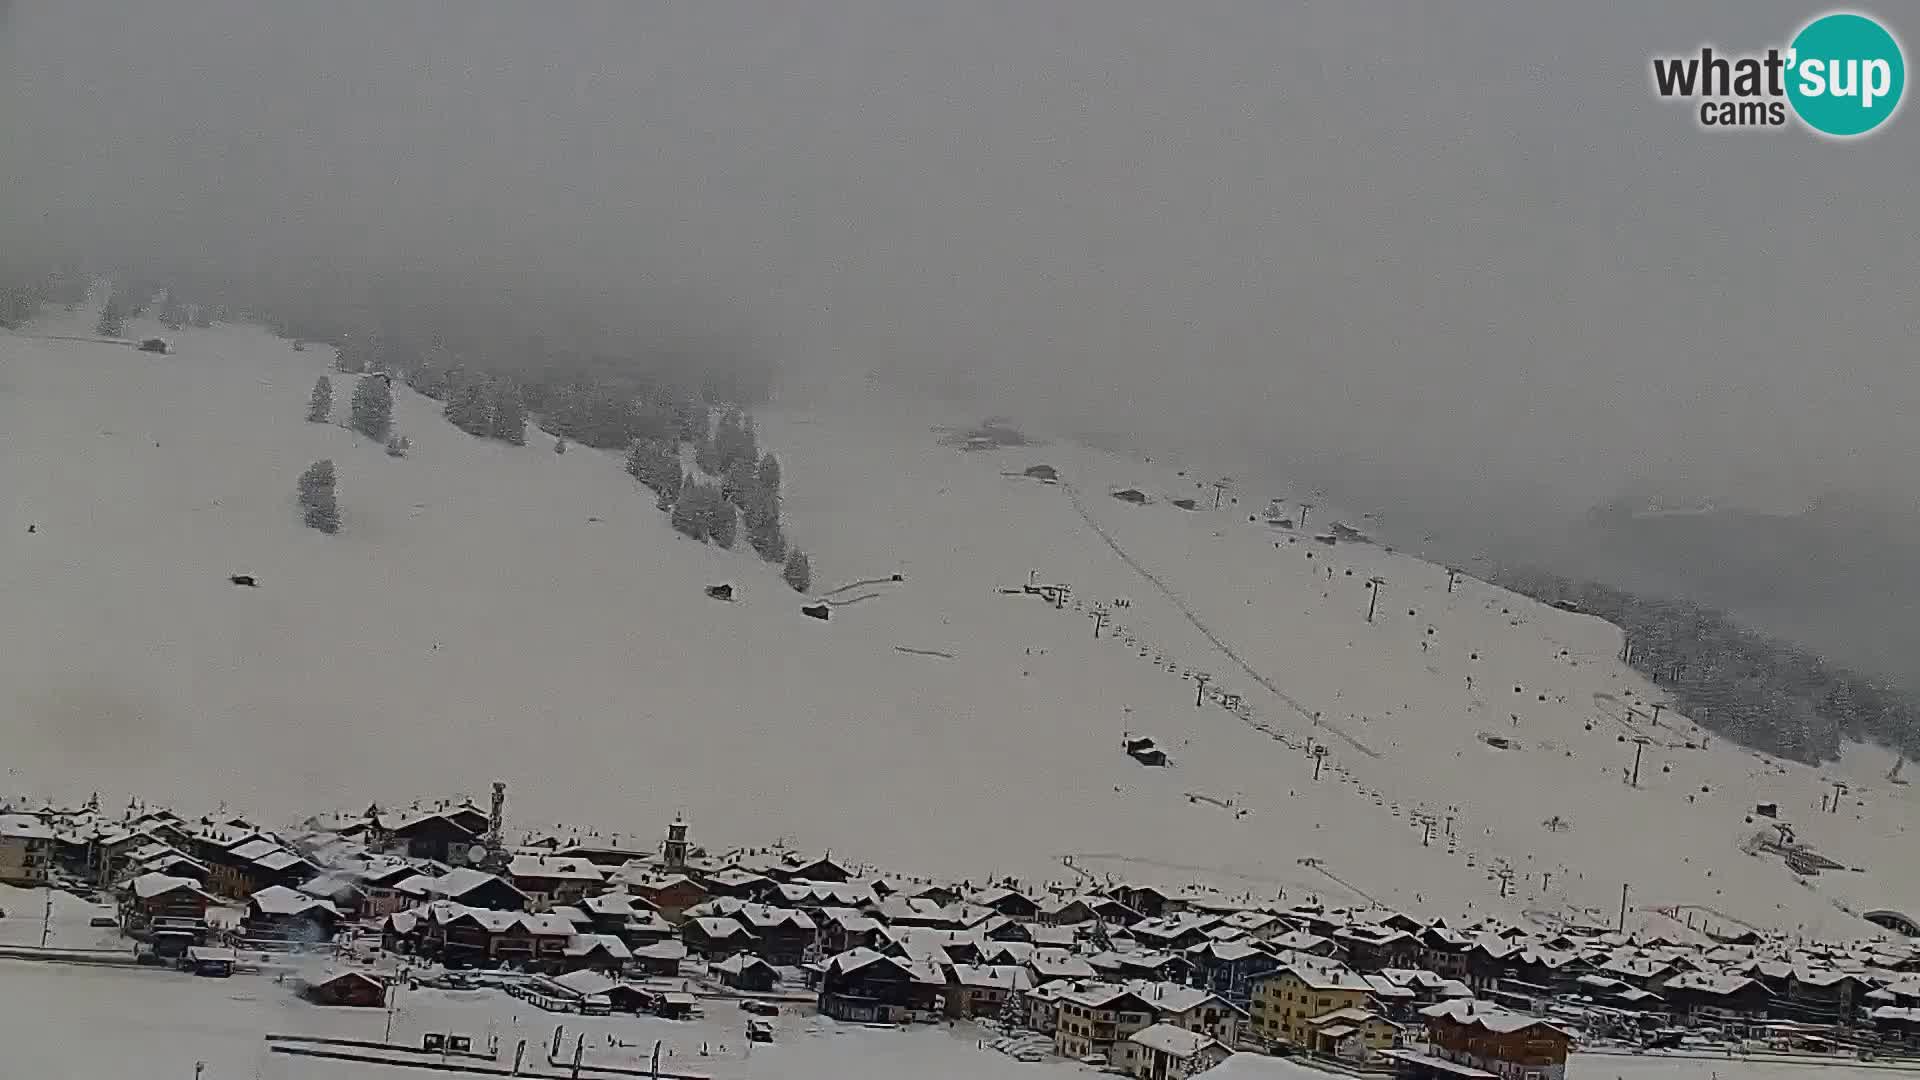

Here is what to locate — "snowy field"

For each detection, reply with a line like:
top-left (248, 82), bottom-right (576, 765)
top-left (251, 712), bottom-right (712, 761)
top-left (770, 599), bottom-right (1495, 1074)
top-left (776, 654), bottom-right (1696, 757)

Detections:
top-left (3, 311), bottom-right (1919, 939)
top-left (0, 960), bottom-right (1903, 1080)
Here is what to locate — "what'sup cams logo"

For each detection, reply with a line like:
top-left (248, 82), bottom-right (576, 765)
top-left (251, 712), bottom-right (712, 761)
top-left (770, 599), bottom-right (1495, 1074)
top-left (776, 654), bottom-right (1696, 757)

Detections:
top-left (1652, 11), bottom-right (1905, 137)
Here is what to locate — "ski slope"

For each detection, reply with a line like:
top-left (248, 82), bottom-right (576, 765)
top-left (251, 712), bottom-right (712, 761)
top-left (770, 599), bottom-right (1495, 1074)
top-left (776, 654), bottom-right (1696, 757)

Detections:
top-left (2, 309), bottom-right (1917, 938)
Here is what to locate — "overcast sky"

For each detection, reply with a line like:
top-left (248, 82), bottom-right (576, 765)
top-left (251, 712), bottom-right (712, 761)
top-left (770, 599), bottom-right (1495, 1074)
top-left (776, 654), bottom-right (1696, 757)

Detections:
top-left (3, 1), bottom-right (1914, 523)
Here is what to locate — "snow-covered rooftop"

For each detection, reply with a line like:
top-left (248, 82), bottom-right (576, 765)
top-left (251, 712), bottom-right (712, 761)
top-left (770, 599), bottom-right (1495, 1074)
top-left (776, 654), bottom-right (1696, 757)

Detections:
top-left (1128, 1021), bottom-right (1220, 1058)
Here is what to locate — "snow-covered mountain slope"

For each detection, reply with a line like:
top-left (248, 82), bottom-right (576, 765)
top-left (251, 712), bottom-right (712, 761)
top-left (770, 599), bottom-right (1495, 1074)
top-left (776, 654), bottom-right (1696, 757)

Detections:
top-left (3, 311), bottom-right (1915, 939)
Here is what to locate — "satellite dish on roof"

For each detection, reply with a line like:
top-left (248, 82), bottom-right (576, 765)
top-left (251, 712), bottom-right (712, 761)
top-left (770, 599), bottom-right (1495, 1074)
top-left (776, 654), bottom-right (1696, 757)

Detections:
top-left (466, 844), bottom-right (491, 866)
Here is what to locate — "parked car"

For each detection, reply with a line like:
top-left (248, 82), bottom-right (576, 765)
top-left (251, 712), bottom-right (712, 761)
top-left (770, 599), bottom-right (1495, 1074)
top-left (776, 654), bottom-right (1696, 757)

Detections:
top-left (740, 1000), bottom-right (779, 1016)
top-left (136, 338), bottom-right (170, 354)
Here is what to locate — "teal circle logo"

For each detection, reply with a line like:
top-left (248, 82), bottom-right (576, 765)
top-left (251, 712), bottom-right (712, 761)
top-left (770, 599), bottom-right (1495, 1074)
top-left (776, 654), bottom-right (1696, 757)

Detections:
top-left (1787, 12), bottom-right (1905, 137)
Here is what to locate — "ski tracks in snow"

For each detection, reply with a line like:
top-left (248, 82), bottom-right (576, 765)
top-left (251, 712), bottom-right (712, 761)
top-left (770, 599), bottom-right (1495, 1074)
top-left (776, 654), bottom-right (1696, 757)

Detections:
top-left (1061, 482), bottom-right (1382, 760)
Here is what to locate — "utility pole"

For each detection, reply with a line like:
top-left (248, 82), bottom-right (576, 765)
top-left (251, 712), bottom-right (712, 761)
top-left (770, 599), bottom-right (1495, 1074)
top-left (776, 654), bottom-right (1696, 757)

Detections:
top-left (1541, 870), bottom-right (1552, 892)
top-left (1496, 867), bottom-right (1514, 898)
top-left (1298, 503), bottom-right (1312, 530)
top-left (1193, 673), bottom-right (1211, 707)
top-left (41, 887), bottom-right (53, 948)
top-left (1629, 736), bottom-right (1651, 788)
top-left (1090, 608), bottom-right (1110, 639)
top-left (1446, 568), bottom-right (1461, 594)
top-left (1365, 577), bottom-right (1385, 623)
top-left (1650, 703), bottom-right (1664, 727)
top-left (1211, 478), bottom-right (1232, 510)
top-left (1312, 746), bottom-right (1328, 781)
top-left (1832, 781), bottom-right (1848, 814)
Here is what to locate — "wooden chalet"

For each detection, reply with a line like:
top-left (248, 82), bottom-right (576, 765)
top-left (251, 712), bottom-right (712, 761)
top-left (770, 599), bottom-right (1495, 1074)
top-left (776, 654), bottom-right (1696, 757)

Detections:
top-left (243, 884), bottom-right (342, 944)
top-left (506, 854), bottom-right (606, 912)
top-left (818, 948), bottom-right (941, 1024)
top-left (427, 868), bottom-right (529, 912)
top-left (413, 903), bottom-right (574, 972)
top-left (944, 964), bottom-right (1033, 1019)
top-left (1187, 940), bottom-right (1283, 1006)
top-left (626, 874), bottom-right (709, 922)
top-left (302, 970), bottom-right (388, 1007)
top-left (630, 939), bottom-right (687, 977)
top-left (700, 867), bottom-right (775, 900)
top-left (119, 872), bottom-right (215, 951)
top-left (714, 952), bottom-right (780, 992)
top-left (1660, 972), bottom-right (1775, 1026)
top-left (200, 835), bottom-right (315, 899)
top-left (1405, 1000), bottom-right (1573, 1080)
top-left (730, 904), bottom-right (818, 965)
top-left (1042, 893), bottom-right (1143, 928)
top-left (561, 933), bottom-right (632, 974)
top-left (681, 916), bottom-right (760, 960)
top-left (366, 804), bottom-right (488, 863)
top-left (971, 886), bottom-right (1041, 921)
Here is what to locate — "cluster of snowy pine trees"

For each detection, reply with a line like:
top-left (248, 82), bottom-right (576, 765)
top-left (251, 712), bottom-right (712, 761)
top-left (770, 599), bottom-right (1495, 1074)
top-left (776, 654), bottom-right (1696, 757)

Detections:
top-left (544, 382), bottom-right (692, 450)
top-left (0, 278), bottom-right (47, 329)
top-left (625, 438), bottom-right (682, 505)
top-left (670, 480), bottom-right (737, 547)
top-left (94, 297), bottom-right (126, 337)
top-left (296, 459), bottom-right (339, 533)
top-left (630, 405), bottom-right (810, 590)
top-left (442, 373), bottom-right (527, 445)
top-left (1490, 562), bottom-right (1920, 764)
top-left (307, 376), bottom-right (332, 423)
top-left (350, 375), bottom-right (394, 442)
top-left (290, 322), bottom-right (814, 591)
top-left (158, 293), bottom-right (188, 330)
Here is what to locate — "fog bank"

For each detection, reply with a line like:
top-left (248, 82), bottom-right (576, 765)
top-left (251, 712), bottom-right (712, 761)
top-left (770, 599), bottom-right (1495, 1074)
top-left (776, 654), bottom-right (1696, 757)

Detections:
top-left (4, 0), bottom-right (1915, 523)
